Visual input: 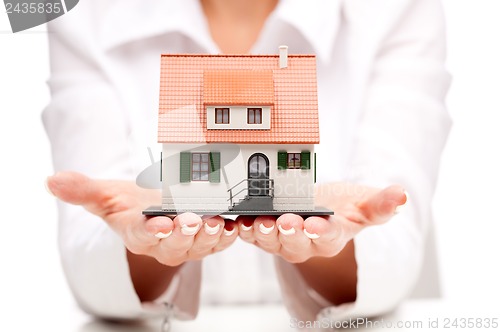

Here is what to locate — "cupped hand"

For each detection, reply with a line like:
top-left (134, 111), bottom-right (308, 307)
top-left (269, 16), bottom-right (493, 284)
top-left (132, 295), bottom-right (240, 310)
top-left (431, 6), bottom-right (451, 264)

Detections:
top-left (236, 183), bottom-right (407, 263)
top-left (46, 172), bottom-right (239, 266)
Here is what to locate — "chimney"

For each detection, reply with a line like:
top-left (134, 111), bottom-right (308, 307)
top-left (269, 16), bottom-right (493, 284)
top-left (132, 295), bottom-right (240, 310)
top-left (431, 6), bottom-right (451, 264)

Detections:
top-left (279, 45), bottom-right (288, 69)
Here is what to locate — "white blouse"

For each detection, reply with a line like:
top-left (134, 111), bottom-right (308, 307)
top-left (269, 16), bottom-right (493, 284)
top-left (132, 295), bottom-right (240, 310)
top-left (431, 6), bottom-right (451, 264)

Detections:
top-left (43, 0), bottom-right (451, 323)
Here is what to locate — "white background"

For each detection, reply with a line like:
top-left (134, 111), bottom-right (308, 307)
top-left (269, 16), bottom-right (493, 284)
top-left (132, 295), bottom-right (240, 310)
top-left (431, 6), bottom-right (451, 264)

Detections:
top-left (0, 0), bottom-right (499, 328)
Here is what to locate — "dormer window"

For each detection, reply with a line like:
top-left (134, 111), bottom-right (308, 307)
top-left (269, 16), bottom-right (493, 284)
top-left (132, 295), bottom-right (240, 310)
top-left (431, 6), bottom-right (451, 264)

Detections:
top-left (247, 108), bottom-right (262, 124)
top-left (215, 108), bottom-right (230, 124)
top-left (206, 106), bottom-right (271, 130)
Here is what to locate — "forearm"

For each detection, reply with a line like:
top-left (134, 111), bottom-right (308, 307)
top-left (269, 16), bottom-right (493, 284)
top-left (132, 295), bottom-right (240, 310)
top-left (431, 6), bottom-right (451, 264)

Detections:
top-left (127, 250), bottom-right (182, 302)
top-left (294, 240), bottom-right (357, 306)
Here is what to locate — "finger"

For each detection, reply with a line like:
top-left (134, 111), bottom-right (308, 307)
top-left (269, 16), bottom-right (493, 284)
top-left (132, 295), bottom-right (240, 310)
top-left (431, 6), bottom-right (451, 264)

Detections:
top-left (121, 215), bottom-right (174, 254)
top-left (212, 220), bottom-right (239, 252)
top-left (237, 216), bottom-right (257, 244)
top-left (274, 214), bottom-right (314, 262)
top-left (356, 185), bottom-right (407, 225)
top-left (276, 214), bottom-right (309, 251)
top-left (46, 172), bottom-right (115, 217)
top-left (302, 216), bottom-right (337, 242)
top-left (303, 215), bottom-right (349, 256)
top-left (46, 172), bottom-right (96, 204)
top-left (188, 216), bottom-right (225, 257)
top-left (253, 216), bottom-right (280, 253)
top-left (159, 213), bottom-right (202, 255)
top-left (143, 216), bottom-right (175, 240)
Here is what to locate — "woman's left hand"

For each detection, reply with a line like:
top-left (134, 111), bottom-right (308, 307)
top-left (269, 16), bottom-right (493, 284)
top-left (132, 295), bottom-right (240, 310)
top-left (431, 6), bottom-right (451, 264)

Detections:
top-left (237, 183), bottom-right (407, 263)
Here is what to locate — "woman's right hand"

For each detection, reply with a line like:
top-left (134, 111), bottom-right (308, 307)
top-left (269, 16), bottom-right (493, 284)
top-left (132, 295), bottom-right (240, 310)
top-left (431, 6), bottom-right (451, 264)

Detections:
top-left (46, 172), bottom-right (239, 267)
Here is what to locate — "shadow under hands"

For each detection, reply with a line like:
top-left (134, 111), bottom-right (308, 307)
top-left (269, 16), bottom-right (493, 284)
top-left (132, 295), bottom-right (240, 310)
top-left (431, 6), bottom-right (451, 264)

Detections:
top-left (79, 318), bottom-right (163, 332)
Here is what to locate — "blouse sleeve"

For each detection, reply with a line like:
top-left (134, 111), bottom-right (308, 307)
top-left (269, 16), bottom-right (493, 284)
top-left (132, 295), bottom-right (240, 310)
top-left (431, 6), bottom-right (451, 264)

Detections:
top-left (43, 10), bottom-right (201, 320)
top-left (276, 0), bottom-right (451, 322)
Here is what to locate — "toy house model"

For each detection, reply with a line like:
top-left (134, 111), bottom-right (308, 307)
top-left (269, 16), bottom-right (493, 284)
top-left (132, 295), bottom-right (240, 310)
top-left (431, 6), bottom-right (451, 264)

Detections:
top-left (144, 46), bottom-right (332, 216)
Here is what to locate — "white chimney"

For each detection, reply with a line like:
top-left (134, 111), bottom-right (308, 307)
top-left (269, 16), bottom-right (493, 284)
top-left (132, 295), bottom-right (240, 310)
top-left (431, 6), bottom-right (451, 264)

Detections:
top-left (279, 45), bottom-right (288, 69)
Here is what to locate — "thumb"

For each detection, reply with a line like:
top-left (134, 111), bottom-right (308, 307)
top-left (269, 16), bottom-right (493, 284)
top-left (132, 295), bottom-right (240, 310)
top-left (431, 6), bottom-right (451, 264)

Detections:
top-left (46, 172), bottom-right (108, 214)
top-left (356, 185), bottom-right (407, 225)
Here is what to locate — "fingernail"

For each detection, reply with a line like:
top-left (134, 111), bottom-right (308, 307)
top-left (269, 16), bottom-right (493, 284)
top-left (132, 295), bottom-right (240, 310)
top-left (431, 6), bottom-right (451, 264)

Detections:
top-left (394, 190), bottom-right (409, 214)
top-left (241, 224), bottom-right (253, 232)
top-left (278, 224), bottom-right (296, 236)
top-left (223, 228), bottom-right (235, 236)
top-left (204, 223), bottom-right (221, 235)
top-left (259, 223), bottom-right (275, 235)
top-left (44, 177), bottom-right (55, 197)
top-left (181, 223), bottom-right (200, 236)
top-left (304, 229), bottom-right (320, 240)
top-left (155, 230), bottom-right (172, 239)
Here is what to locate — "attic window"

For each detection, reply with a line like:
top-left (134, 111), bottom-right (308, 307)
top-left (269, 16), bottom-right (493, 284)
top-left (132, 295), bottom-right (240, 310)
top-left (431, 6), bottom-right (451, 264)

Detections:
top-left (215, 108), bottom-right (230, 124)
top-left (247, 108), bottom-right (262, 124)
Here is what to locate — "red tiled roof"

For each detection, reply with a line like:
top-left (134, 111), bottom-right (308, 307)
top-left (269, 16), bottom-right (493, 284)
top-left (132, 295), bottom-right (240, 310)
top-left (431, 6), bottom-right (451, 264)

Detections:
top-left (158, 54), bottom-right (319, 144)
top-left (203, 70), bottom-right (274, 106)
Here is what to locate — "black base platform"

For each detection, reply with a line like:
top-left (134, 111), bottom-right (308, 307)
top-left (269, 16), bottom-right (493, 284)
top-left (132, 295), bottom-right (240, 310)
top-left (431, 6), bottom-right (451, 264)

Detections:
top-left (143, 206), bottom-right (334, 217)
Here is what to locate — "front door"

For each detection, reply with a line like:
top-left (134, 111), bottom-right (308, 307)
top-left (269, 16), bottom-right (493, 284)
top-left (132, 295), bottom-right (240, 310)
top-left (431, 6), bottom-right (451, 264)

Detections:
top-left (248, 153), bottom-right (269, 196)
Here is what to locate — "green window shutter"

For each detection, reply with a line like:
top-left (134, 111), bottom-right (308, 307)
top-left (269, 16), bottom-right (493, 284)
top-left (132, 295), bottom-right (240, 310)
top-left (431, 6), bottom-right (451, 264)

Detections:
top-left (209, 152), bottom-right (221, 183)
top-left (314, 153), bottom-right (317, 183)
top-left (179, 152), bottom-right (191, 183)
top-left (277, 151), bottom-right (287, 170)
top-left (301, 151), bottom-right (311, 170)
top-left (160, 152), bottom-right (163, 182)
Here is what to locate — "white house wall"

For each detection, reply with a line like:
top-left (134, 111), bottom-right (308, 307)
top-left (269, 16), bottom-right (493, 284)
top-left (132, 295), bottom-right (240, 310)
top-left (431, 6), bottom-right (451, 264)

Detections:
top-left (206, 106), bottom-right (271, 130)
top-left (162, 143), bottom-right (316, 212)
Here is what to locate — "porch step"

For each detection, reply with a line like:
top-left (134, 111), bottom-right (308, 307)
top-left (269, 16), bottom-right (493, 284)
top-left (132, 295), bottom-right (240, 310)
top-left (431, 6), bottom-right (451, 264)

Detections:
top-left (231, 196), bottom-right (273, 211)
